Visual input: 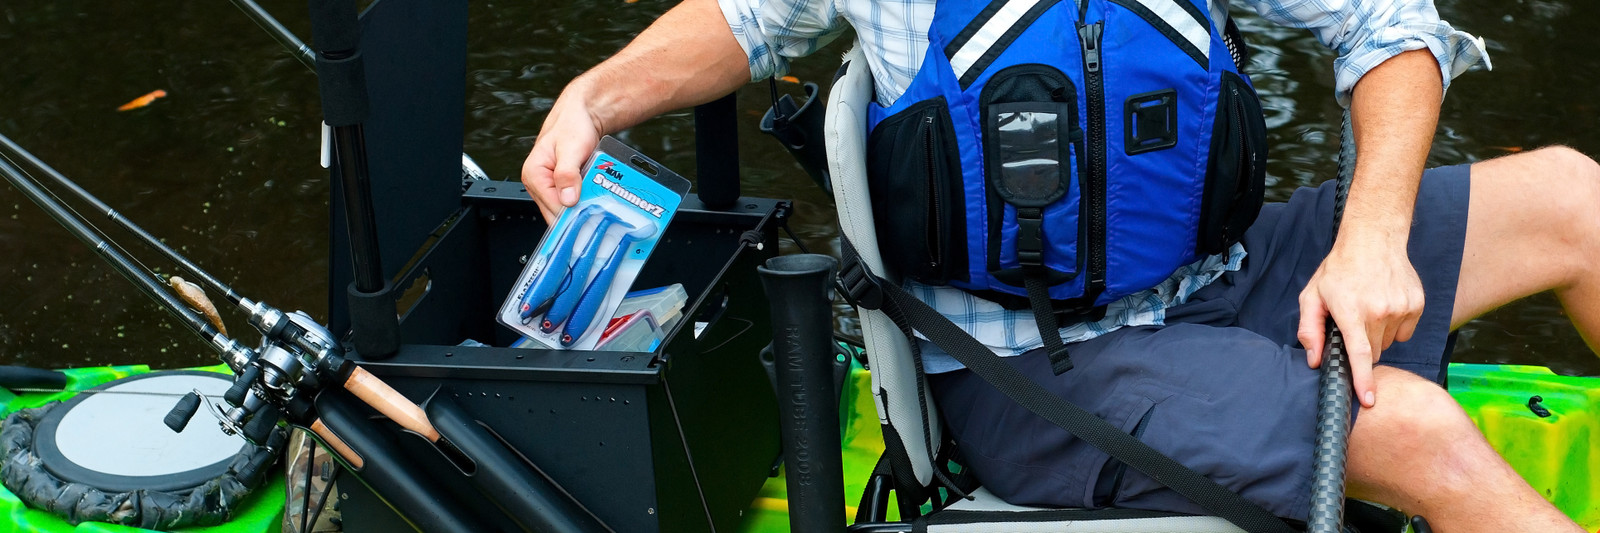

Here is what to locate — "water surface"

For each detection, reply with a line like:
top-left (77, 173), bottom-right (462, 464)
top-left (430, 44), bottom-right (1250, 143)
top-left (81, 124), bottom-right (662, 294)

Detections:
top-left (0, 0), bottom-right (1595, 376)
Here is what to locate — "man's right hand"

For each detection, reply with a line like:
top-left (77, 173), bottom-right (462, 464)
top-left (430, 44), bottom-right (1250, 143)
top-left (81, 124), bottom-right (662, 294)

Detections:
top-left (522, 81), bottom-right (605, 225)
top-left (517, 0), bottom-right (751, 224)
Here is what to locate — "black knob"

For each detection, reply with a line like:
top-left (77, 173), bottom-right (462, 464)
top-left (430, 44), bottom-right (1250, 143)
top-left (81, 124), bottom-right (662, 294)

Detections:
top-left (243, 408), bottom-right (281, 445)
top-left (225, 365), bottom-right (261, 406)
top-left (163, 392), bottom-right (202, 433)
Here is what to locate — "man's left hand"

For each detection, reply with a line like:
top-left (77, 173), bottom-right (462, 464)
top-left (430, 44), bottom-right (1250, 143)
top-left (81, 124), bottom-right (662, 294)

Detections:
top-left (1297, 233), bottom-right (1425, 408)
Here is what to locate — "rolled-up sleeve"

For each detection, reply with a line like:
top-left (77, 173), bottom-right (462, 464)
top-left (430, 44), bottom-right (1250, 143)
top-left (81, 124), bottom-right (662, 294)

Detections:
top-left (1245, 0), bottom-right (1491, 106)
top-left (718, 0), bottom-right (850, 81)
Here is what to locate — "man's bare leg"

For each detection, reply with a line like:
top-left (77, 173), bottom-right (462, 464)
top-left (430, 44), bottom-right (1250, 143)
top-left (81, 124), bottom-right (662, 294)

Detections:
top-left (1346, 367), bottom-right (1581, 532)
top-left (1453, 146), bottom-right (1600, 343)
top-left (1344, 146), bottom-right (1600, 531)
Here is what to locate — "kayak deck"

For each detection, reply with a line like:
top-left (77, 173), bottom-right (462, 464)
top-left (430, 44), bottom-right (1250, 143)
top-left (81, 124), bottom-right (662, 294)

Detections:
top-left (0, 365), bottom-right (283, 533)
top-left (739, 360), bottom-right (1600, 531)
top-left (2, 361), bottom-right (1592, 532)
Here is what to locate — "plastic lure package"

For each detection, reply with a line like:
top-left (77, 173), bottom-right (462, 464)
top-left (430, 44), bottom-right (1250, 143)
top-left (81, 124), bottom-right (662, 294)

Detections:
top-left (497, 136), bottom-right (691, 349)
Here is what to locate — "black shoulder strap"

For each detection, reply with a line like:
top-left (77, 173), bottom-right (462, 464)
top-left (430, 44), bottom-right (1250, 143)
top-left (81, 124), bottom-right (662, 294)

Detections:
top-left (840, 244), bottom-right (1296, 533)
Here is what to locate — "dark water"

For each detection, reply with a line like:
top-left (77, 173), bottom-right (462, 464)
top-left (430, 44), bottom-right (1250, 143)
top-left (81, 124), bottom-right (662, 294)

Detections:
top-left (0, 0), bottom-right (1596, 376)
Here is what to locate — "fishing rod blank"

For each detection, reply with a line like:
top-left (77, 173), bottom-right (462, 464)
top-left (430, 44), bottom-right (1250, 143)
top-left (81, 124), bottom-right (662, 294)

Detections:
top-left (226, 0), bottom-right (316, 71)
top-left (0, 157), bottom-right (231, 354)
top-left (0, 132), bottom-right (243, 306)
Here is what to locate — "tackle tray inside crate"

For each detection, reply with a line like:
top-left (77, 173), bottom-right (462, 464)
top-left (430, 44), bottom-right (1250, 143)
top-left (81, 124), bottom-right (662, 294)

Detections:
top-left (337, 180), bottom-right (788, 533)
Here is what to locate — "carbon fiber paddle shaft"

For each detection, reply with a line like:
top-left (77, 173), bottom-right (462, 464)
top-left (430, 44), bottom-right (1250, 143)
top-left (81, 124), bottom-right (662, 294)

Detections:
top-left (1307, 111), bottom-right (1357, 533)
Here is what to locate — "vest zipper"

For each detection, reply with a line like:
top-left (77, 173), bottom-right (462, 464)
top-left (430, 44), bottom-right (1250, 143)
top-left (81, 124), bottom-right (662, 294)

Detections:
top-left (1232, 83), bottom-right (1249, 202)
top-left (923, 114), bottom-right (943, 273)
top-left (1077, 19), bottom-right (1107, 301)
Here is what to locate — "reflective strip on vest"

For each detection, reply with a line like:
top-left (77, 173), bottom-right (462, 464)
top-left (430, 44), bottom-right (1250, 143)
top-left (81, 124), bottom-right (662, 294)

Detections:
top-left (1109, 0), bottom-right (1212, 68)
top-left (947, 0), bottom-right (1048, 83)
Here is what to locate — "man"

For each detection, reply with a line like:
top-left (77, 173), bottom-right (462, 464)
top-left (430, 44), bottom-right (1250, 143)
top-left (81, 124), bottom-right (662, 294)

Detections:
top-left (522, 0), bottom-right (1596, 529)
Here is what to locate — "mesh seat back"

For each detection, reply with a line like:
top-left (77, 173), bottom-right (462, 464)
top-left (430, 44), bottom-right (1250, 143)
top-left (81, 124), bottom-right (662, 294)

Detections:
top-left (826, 44), bottom-right (942, 488)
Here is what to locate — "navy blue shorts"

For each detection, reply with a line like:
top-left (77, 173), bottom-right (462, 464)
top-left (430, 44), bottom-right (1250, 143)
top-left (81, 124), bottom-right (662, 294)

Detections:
top-left (928, 165), bottom-right (1472, 519)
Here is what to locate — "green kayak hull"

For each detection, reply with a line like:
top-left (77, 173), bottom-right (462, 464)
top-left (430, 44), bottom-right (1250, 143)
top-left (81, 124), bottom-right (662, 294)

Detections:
top-left (0, 365), bottom-right (283, 533)
top-left (3, 361), bottom-right (1593, 532)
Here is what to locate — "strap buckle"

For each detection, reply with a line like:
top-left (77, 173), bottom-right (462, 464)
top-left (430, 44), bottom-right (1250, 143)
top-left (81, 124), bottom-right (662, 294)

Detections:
top-left (839, 238), bottom-right (885, 310)
top-left (1015, 208), bottom-right (1045, 267)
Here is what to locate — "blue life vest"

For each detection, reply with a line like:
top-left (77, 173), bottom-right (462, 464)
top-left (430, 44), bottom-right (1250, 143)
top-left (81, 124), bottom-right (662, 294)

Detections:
top-left (864, 0), bottom-right (1267, 312)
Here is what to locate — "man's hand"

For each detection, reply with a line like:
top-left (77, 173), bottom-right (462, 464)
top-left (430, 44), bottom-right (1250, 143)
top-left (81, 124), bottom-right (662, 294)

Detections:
top-left (516, 0), bottom-right (751, 225)
top-left (522, 81), bottom-right (605, 224)
top-left (1298, 234), bottom-right (1425, 408)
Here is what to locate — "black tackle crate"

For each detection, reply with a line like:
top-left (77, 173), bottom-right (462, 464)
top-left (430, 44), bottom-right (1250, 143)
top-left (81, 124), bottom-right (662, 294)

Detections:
top-left (338, 180), bottom-right (788, 533)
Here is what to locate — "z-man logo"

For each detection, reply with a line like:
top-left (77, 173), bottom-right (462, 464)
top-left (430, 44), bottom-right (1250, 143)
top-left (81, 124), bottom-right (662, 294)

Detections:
top-left (597, 161), bottom-right (626, 181)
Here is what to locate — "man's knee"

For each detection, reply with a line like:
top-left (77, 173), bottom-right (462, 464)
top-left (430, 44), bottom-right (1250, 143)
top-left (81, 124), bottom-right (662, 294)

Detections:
top-left (1356, 368), bottom-right (1477, 456)
top-left (1348, 368), bottom-right (1489, 497)
top-left (1533, 145), bottom-right (1600, 179)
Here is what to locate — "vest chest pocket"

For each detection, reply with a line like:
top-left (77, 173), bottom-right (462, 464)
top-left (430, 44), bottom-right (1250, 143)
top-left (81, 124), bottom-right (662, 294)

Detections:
top-left (1197, 70), bottom-right (1268, 255)
top-left (867, 96), bottom-right (967, 283)
top-left (981, 65), bottom-right (1083, 287)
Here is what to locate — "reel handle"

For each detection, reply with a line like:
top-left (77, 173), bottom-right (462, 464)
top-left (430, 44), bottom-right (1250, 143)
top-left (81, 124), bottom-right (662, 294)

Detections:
top-left (163, 392), bottom-right (202, 433)
top-left (225, 364), bottom-right (261, 406)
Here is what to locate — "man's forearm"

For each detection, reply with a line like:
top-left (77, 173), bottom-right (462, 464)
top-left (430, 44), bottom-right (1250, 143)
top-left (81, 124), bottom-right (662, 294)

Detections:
top-left (1341, 48), bottom-right (1445, 245)
top-left (562, 0), bottom-right (752, 134)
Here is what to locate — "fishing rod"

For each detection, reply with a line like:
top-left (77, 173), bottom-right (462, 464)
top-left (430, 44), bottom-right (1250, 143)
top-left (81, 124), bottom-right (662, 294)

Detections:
top-left (1, 140), bottom-right (447, 440)
top-left (0, 135), bottom-right (426, 442)
top-left (0, 134), bottom-right (505, 532)
top-left (4, 74), bottom-right (607, 533)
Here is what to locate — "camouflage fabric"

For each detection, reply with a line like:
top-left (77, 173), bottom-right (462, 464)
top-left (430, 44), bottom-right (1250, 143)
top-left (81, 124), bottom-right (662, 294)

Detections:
top-left (282, 430), bottom-right (341, 533)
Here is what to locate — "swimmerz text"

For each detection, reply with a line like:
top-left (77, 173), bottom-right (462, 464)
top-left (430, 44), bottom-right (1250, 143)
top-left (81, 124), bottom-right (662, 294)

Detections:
top-left (593, 174), bottom-right (667, 218)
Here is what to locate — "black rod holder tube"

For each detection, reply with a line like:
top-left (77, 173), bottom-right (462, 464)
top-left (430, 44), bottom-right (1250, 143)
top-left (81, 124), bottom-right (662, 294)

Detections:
top-left (694, 93), bottom-right (741, 209)
top-left (307, 0), bottom-right (399, 357)
top-left (757, 254), bottom-right (846, 533)
top-left (1306, 111), bottom-right (1357, 533)
top-left (0, 132), bottom-right (244, 304)
top-left (0, 366), bottom-right (67, 390)
top-left (331, 124), bottom-right (385, 292)
top-left (228, 0), bottom-right (316, 71)
top-left (307, 0), bottom-right (381, 292)
top-left (425, 394), bottom-right (611, 533)
top-left (315, 390), bottom-right (491, 533)
top-left (0, 157), bottom-right (221, 343)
